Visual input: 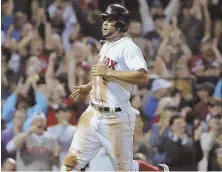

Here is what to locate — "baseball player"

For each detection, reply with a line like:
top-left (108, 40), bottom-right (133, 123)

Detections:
top-left (62, 4), bottom-right (169, 171)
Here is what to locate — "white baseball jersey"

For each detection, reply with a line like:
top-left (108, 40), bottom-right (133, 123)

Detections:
top-left (90, 37), bottom-right (148, 106)
top-left (62, 37), bottom-right (146, 171)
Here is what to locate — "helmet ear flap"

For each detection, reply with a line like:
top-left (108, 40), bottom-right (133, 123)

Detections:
top-left (116, 20), bottom-right (128, 32)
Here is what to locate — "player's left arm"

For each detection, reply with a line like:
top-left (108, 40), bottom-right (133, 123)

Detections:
top-left (92, 64), bottom-right (148, 85)
top-left (92, 43), bottom-right (149, 85)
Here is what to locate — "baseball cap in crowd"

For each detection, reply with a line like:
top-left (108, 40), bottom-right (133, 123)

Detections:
top-left (151, 79), bottom-right (172, 92)
top-left (33, 113), bottom-right (46, 121)
top-left (31, 113), bottom-right (47, 126)
top-left (196, 82), bottom-right (215, 96)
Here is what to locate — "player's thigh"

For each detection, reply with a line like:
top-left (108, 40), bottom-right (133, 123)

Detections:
top-left (98, 112), bottom-right (135, 171)
top-left (67, 108), bottom-right (101, 169)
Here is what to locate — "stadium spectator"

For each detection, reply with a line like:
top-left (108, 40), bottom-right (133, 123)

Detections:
top-left (48, 0), bottom-right (77, 51)
top-left (1, 0), bottom-right (14, 33)
top-left (6, 113), bottom-right (60, 171)
top-left (206, 99), bottom-right (222, 120)
top-left (213, 148), bottom-right (222, 171)
top-left (2, 76), bottom-right (48, 130)
top-left (150, 106), bottom-right (178, 164)
top-left (189, 39), bottom-right (222, 83)
top-left (127, 20), bottom-right (151, 61)
top-left (213, 71), bottom-right (222, 100)
top-left (206, 114), bottom-right (222, 171)
top-left (165, 115), bottom-right (203, 171)
top-left (138, 0), bottom-right (179, 35)
top-left (1, 158), bottom-right (16, 171)
top-left (144, 13), bottom-right (165, 59)
top-left (1, 109), bottom-right (26, 161)
top-left (199, 115), bottom-right (221, 171)
top-left (143, 78), bottom-right (172, 131)
top-left (47, 104), bottom-right (76, 170)
top-left (194, 82), bottom-right (215, 120)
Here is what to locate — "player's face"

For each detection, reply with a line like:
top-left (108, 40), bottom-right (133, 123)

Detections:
top-left (102, 17), bottom-right (117, 37)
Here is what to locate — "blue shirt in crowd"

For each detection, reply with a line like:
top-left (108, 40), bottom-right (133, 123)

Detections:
top-left (2, 15), bottom-right (14, 32)
top-left (214, 79), bottom-right (222, 100)
top-left (2, 92), bottom-right (48, 131)
top-left (144, 96), bottom-right (159, 118)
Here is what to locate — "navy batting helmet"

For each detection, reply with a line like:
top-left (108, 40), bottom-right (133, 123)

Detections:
top-left (101, 4), bottom-right (131, 32)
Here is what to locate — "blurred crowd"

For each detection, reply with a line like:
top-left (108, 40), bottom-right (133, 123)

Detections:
top-left (1, 0), bottom-right (222, 171)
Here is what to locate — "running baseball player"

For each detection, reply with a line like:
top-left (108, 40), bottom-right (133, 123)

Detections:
top-left (62, 4), bottom-right (169, 171)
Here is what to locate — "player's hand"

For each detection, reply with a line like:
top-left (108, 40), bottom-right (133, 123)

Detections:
top-left (69, 85), bottom-right (91, 99)
top-left (92, 63), bottom-right (110, 77)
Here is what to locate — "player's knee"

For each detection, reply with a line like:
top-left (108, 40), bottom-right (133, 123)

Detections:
top-left (61, 150), bottom-right (79, 171)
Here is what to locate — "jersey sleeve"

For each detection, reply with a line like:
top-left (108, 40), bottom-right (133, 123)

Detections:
top-left (123, 43), bottom-right (148, 72)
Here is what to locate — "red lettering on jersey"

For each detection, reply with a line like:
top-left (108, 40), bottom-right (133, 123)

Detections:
top-left (104, 57), bottom-right (118, 70)
top-left (109, 60), bottom-right (117, 70)
top-left (105, 57), bottom-right (110, 66)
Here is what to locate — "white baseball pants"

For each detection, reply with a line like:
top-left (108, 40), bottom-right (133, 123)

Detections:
top-left (62, 103), bottom-right (138, 171)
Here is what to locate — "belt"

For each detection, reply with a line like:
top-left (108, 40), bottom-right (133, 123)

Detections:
top-left (91, 103), bottom-right (122, 112)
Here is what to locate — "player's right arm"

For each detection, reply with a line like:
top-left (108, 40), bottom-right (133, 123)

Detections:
top-left (69, 81), bottom-right (92, 99)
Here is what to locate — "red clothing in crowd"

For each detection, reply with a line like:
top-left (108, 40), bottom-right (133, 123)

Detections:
top-left (194, 101), bottom-right (209, 120)
top-left (39, 55), bottom-right (49, 74)
top-left (189, 55), bottom-right (205, 73)
top-left (46, 98), bottom-right (77, 127)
